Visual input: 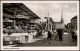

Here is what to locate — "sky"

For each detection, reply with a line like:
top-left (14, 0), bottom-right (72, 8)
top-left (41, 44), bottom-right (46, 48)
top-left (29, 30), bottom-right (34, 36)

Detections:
top-left (24, 3), bottom-right (77, 24)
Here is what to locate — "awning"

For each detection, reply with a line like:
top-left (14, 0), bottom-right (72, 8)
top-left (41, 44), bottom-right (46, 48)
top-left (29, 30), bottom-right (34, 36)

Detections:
top-left (3, 3), bottom-right (40, 19)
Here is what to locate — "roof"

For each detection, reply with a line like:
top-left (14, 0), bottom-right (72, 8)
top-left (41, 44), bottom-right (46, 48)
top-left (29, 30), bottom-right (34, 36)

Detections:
top-left (3, 3), bottom-right (40, 19)
top-left (71, 16), bottom-right (77, 20)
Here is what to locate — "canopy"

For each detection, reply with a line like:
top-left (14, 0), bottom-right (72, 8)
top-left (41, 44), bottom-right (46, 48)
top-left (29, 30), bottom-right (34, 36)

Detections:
top-left (3, 3), bottom-right (40, 19)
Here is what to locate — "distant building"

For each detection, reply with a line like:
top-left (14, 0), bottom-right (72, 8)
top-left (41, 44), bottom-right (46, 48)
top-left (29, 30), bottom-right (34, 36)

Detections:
top-left (54, 17), bottom-right (64, 29)
top-left (54, 9), bottom-right (65, 30)
top-left (71, 15), bottom-right (77, 30)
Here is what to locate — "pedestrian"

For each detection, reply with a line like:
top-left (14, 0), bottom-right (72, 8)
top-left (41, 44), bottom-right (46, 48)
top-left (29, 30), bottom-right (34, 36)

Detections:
top-left (57, 29), bottom-right (63, 41)
top-left (74, 30), bottom-right (77, 41)
top-left (47, 31), bottom-right (52, 44)
top-left (54, 30), bottom-right (58, 40)
top-left (71, 29), bottom-right (75, 42)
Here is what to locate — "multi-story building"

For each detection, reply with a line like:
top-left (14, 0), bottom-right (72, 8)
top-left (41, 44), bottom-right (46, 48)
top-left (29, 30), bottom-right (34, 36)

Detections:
top-left (71, 16), bottom-right (77, 30)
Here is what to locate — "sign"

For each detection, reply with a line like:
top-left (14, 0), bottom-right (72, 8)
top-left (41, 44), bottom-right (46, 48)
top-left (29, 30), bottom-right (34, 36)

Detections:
top-left (16, 14), bottom-right (29, 19)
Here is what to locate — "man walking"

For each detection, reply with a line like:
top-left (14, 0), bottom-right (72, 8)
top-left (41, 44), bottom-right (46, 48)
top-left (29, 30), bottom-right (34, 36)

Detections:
top-left (57, 29), bottom-right (63, 41)
top-left (47, 31), bottom-right (52, 44)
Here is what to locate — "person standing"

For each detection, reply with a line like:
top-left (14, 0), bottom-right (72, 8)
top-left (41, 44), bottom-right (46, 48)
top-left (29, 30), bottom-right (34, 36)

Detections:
top-left (74, 30), bottom-right (77, 41)
top-left (47, 31), bottom-right (52, 44)
top-left (54, 30), bottom-right (58, 40)
top-left (71, 29), bottom-right (75, 42)
top-left (57, 29), bottom-right (63, 41)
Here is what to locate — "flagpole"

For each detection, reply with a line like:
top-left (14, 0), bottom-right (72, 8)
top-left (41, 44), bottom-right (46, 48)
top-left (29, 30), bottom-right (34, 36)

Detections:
top-left (48, 12), bottom-right (49, 31)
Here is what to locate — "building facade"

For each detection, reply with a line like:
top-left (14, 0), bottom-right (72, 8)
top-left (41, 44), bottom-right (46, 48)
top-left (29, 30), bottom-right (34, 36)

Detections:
top-left (71, 16), bottom-right (77, 30)
top-left (54, 17), bottom-right (64, 30)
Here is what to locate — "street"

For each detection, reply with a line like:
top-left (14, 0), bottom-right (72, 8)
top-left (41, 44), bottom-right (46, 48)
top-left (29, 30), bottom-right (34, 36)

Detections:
top-left (14, 33), bottom-right (77, 47)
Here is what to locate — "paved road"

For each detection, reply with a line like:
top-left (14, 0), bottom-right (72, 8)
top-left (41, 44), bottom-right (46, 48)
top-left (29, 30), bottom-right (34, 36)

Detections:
top-left (15, 33), bottom-right (77, 47)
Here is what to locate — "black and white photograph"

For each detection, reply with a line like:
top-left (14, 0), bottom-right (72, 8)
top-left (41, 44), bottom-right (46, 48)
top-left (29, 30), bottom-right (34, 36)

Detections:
top-left (1, 1), bottom-right (79, 50)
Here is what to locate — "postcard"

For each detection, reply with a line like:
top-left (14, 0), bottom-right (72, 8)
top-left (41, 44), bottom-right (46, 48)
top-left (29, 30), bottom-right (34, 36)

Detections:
top-left (0, 0), bottom-right (79, 50)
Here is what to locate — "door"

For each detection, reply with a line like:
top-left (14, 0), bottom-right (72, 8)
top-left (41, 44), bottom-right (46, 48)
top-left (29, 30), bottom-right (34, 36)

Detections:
top-left (25, 36), bottom-right (28, 43)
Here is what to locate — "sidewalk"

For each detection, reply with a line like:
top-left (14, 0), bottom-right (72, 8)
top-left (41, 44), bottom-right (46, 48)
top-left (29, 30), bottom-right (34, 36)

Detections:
top-left (3, 33), bottom-right (77, 47)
